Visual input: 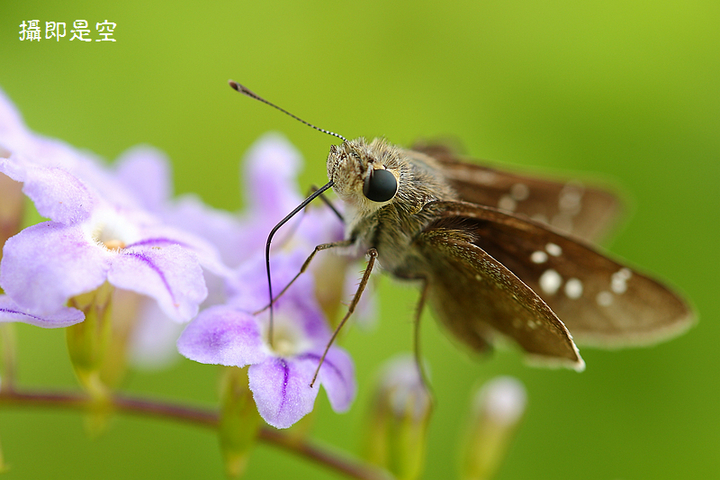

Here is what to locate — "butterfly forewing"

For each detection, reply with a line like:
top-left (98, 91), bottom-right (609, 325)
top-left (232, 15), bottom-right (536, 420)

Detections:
top-left (408, 144), bottom-right (623, 243)
top-left (413, 213), bottom-right (584, 369)
top-left (424, 201), bottom-right (693, 348)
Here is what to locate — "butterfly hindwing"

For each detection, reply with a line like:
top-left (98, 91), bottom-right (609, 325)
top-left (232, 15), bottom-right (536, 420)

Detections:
top-left (408, 144), bottom-right (623, 243)
top-left (421, 201), bottom-right (693, 348)
top-left (411, 209), bottom-right (584, 369)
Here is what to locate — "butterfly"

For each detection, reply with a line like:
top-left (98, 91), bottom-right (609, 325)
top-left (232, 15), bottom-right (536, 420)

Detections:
top-left (231, 81), bottom-right (694, 373)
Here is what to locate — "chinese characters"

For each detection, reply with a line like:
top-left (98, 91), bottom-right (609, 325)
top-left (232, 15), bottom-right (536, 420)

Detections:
top-left (19, 20), bottom-right (117, 42)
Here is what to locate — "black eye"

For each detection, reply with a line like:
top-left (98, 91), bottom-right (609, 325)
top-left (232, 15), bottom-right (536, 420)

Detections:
top-left (363, 168), bottom-right (397, 202)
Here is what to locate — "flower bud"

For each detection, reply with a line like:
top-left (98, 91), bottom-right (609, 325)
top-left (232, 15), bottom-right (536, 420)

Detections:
top-left (461, 376), bottom-right (527, 480)
top-left (363, 355), bottom-right (432, 480)
top-left (66, 282), bottom-right (115, 400)
top-left (218, 366), bottom-right (262, 478)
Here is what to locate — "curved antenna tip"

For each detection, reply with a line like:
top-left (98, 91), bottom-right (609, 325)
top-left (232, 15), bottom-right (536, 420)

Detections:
top-left (228, 80), bottom-right (348, 143)
top-left (228, 80), bottom-right (256, 97)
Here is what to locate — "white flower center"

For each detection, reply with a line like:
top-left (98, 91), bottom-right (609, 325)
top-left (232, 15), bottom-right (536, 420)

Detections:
top-left (84, 207), bottom-right (141, 251)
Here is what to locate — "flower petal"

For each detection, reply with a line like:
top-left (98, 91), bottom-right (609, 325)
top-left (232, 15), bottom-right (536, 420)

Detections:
top-left (108, 243), bottom-right (207, 322)
top-left (0, 89), bottom-right (29, 155)
top-left (308, 347), bottom-right (356, 413)
top-left (161, 195), bottom-right (249, 269)
top-left (177, 305), bottom-right (268, 366)
top-left (113, 146), bottom-right (172, 212)
top-left (0, 222), bottom-right (111, 314)
top-left (0, 295), bottom-right (84, 328)
top-left (131, 225), bottom-right (232, 279)
top-left (127, 295), bottom-right (184, 369)
top-left (0, 156), bottom-right (97, 224)
top-left (248, 356), bottom-right (320, 429)
top-left (243, 133), bottom-right (303, 218)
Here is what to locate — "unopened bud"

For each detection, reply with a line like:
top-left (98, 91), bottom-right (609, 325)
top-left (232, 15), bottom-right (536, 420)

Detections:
top-left (363, 355), bottom-right (432, 480)
top-left (66, 282), bottom-right (116, 435)
top-left (66, 282), bottom-right (115, 401)
top-left (461, 376), bottom-right (527, 480)
top-left (218, 366), bottom-right (262, 478)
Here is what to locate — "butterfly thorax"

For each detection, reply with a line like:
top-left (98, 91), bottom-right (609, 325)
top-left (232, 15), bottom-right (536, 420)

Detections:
top-left (327, 138), bottom-right (458, 273)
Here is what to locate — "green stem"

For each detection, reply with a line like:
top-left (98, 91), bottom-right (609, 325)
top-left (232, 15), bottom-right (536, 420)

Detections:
top-left (0, 388), bottom-right (391, 480)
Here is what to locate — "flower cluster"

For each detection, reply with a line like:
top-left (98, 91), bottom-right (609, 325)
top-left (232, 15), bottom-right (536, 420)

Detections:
top-left (0, 88), bottom-right (357, 428)
top-left (0, 87), bottom-right (536, 480)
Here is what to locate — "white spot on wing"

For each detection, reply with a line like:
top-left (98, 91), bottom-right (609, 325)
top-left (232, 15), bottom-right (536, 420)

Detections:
top-left (610, 268), bottom-right (632, 294)
top-left (531, 251), bottom-right (548, 264)
top-left (468, 170), bottom-right (497, 185)
top-left (564, 278), bottom-right (583, 299)
top-left (510, 183), bottom-right (529, 201)
top-left (498, 195), bottom-right (517, 212)
top-left (596, 291), bottom-right (613, 306)
top-left (545, 243), bottom-right (562, 256)
top-left (539, 269), bottom-right (562, 295)
top-left (611, 279), bottom-right (627, 294)
top-left (559, 182), bottom-right (584, 215)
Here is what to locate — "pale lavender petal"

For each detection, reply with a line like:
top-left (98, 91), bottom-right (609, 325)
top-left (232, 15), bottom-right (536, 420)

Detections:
top-left (0, 222), bottom-right (111, 314)
top-left (0, 295), bottom-right (84, 328)
top-left (133, 225), bottom-right (232, 279)
top-left (67, 154), bottom-right (146, 211)
top-left (0, 89), bottom-right (29, 154)
top-left (230, 134), bottom-right (307, 260)
top-left (0, 156), bottom-right (96, 223)
top-left (127, 296), bottom-right (183, 369)
top-left (108, 244), bottom-right (207, 322)
top-left (226, 250), bottom-right (317, 317)
top-left (294, 204), bottom-right (345, 247)
top-left (0, 88), bottom-right (125, 199)
top-left (248, 356), bottom-right (320, 429)
top-left (162, 195), bottom-right (248, 268)
top-left (11, 131), bottom-right (96, 174)
top-left (114, 146), bottom-right (172, 212)
top-left (243, 133), bottom-right (303, 217)
top-left (177, 305), bottom-right (268, 366)
top-left (311, 347), bottom-right (356, 412)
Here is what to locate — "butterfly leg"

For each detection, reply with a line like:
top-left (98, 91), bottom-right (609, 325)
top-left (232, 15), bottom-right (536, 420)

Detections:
top-left (253, 238), bottom-right (355, 315)
top-left (310, 248), bottom-right (378, 388)
top-left (413, 278), bottom-right (435, 402)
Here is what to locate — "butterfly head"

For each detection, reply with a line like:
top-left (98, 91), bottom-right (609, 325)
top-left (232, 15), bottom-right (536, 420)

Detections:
top-left (327, 138), bottom-right (402, 213)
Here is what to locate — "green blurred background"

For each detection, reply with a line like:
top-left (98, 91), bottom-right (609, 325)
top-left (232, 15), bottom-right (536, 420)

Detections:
top-left (1, 1), bottom-right (718, 478)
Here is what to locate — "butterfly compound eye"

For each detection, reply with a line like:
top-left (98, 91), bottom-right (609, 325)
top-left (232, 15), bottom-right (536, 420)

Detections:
top-left (363, 168), bottom-right (398, 202)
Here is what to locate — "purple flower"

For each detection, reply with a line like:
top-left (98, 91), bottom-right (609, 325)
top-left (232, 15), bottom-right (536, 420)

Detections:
top-left (0, 162), bottom-right (206, 322)
top-left (0, 90), bottom-right (229, 324)
top-left (178, 253), bottom-right (356, 429)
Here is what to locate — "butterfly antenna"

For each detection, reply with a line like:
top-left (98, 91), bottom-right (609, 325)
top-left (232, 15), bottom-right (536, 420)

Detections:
top-left (229, 80), bottom-right (348, 143)
top-left (230, 80), bottom-right (345, 346)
